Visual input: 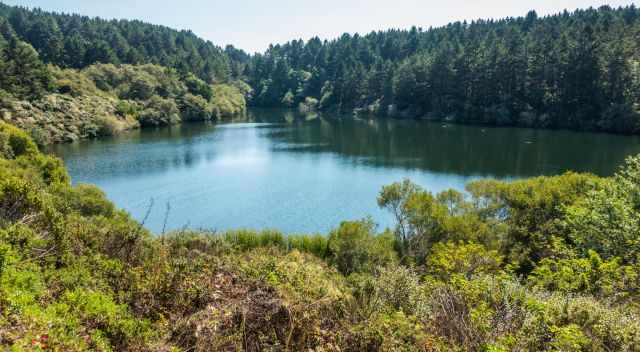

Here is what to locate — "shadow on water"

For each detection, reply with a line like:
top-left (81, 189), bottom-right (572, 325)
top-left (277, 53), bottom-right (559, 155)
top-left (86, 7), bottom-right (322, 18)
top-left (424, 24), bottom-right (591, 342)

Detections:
top-left (251, 109), bottom-right (640, 178)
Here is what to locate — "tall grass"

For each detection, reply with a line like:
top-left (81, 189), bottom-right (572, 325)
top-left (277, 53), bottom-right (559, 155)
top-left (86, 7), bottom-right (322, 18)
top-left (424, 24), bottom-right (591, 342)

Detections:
top-left (165, 229), bottom-right (329, 259)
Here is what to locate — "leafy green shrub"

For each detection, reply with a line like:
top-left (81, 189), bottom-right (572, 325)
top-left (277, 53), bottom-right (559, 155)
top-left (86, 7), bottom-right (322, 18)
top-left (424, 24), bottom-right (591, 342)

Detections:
top-left (138, 95), bottom-right (181, 126)
top-left (0, 122), bottom-right (38, 158)
top-left (563, 155), bottom-right (640, 263)
top-left (211, 83), bottom-right (246, 118)
top-left (529, 250), bottom-right (639, 302)
top-left (287, 233), bottom-right (329, 258)
top-left (467, 172), bottom-right (602, 273)
top-left (95, 115), bottom-right (123, 136)
top-left (344, 311), bottom-right (432, 352)
top-left (327, 219), bottom-right (397, 275)
top-left (426, 241), bottom-right (503, 279)
top-left (180, 93), bottom-right (213, 121)
top-left (50, 65), bottom-right (105, 98)
top-left (115, 100), bottom-right (140, 117)
top-left (54, 183), bottom-right (116, 217)
top-left (183, 73), bottom-right (212, 100)
top-left (374, 265), bottom-right (427, 316)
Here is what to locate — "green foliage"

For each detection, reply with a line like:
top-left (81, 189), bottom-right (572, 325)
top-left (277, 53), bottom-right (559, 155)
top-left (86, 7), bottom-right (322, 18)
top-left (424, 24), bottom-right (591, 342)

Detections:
top-left (210, 83), bottom-right (247, 118)
top-left (0, 24), bottom-right (53, 99)
top-left (49, 65), bottom-right (104, 97)
top-left (1, 61), bottom-right (248, 145)
top-left (563, 156), bottom-right (640, 263)
top-left (379, 180), bottom-right (494, 262)
top-left (183, 73), bottom-right (213, 100)
top-left (138, 95), bottom-right (181, 127)
top-left (530, 250), bottom-right (640, 302)
top-left (0, 122), bottom-right (38, 159)
top-left (466, 172), bottom-right (603, 273)
top-left (223, 229), bottom-right (286, 250)
top-left (327, 219), bottom-right (397, 275)
top-left (180, 93), bottom-right (213, 121)
top-left (374, 266), bottom-right (427, 316)
top-left (426, 241), bottom-right (503, 279)
top-left (3, 3), bottom-right (640, 135)
top-left (0, 3), bottom-right (236, 82)
top-left (245, 6), bottom-right (640, 134)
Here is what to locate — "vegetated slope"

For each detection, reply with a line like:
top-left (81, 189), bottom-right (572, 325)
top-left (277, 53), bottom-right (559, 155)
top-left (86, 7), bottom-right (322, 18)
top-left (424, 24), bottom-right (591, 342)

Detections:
top-left (0, 14), bottom-right (249, 144)
top-left (1, 123), bottom-right (639, 351)
top-left (245, 5), bottom-right (640, 134)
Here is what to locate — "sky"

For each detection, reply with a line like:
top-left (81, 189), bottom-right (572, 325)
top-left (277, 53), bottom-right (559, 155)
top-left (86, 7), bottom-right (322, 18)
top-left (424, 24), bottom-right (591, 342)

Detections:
top-left (2, 0), bottom-right (637, 53)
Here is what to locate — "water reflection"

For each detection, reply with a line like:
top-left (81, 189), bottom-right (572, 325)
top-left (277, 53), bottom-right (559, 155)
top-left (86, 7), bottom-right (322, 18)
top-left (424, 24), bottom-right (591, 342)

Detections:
top-left (252, 109), bottom-right (640, 177)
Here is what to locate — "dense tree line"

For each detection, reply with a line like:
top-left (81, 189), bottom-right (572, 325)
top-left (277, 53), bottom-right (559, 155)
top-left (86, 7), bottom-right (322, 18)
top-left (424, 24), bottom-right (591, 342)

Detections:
top-left (245, 6), bottom-right (640, 133)
top-left (0, 3), bottom-right (240, 82)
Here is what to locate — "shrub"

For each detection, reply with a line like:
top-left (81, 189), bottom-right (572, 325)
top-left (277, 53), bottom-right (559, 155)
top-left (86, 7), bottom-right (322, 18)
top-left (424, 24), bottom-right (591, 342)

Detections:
top-left (211, 84), bottom-right (246, 118)
top-left (223, 229), bottom-right (285, 250)
top-left (179, 93), bottom-right (213, 121)
top-left (95, 115), bottom-right (122, 136)
top-left (183, 73), bottom-right (212, 100)
top-left (54, 183), bottom-right (116, 217)
top-left (0, 122), bottom-right (38, 158)
top-left (374, 265), bottom-right (428, 316)
top-left (138, 95), bottom-right (181, 126)
top-left (327, 219), bottom-right (397, 275)
top-left (426, 241), bottom-right (503, 279)
top-left (287, 234), bottom-right (329, 258)
top-left (529, 250), bottom-right (640, 301)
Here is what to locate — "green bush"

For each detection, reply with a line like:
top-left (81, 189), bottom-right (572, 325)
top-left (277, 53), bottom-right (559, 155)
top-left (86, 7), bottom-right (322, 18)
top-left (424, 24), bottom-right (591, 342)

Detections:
top-left (0, 122), bottom-right (38, 159)
top-left (211, 83), bottom-right (246, 118)
top-left (180, 93), bottom-right (213, 121)
top-left (138, 95), bottom-right (181, 126)
top-left (327, 219), bottom-right (397, 275)
top-left (426, 241), bottom-right (503, 279)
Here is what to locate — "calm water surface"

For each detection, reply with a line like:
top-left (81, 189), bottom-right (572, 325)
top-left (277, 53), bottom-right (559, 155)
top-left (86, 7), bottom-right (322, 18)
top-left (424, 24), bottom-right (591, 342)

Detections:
top-left (52, 109), bottom-right (640, 234)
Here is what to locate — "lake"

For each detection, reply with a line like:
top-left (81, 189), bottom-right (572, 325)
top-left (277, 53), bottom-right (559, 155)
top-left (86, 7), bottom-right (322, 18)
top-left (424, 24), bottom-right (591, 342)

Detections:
top-left (52, 109), bottom-right (640, 234)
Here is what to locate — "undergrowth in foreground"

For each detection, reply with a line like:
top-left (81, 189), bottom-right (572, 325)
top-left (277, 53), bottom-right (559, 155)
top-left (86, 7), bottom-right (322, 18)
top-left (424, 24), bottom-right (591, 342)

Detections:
top-left (1, 122), bottom-right (639, 351)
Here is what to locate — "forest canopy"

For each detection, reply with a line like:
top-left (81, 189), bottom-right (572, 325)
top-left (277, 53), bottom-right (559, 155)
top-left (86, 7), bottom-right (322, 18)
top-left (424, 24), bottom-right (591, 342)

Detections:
top-left (244, 5), bottom-right (640, 133)
top-left (0, 2), bottom-right (240, 82)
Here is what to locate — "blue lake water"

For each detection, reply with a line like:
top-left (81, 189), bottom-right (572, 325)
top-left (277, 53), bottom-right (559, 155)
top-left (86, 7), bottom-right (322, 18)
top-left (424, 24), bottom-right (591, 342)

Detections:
top-left (52, 109), bottom-right (640, 234)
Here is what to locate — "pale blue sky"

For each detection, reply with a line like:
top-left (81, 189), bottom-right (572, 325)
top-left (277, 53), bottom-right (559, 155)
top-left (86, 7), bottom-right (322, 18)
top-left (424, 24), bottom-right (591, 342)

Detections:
top-left (2, 0), bottom-right (636, 53)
